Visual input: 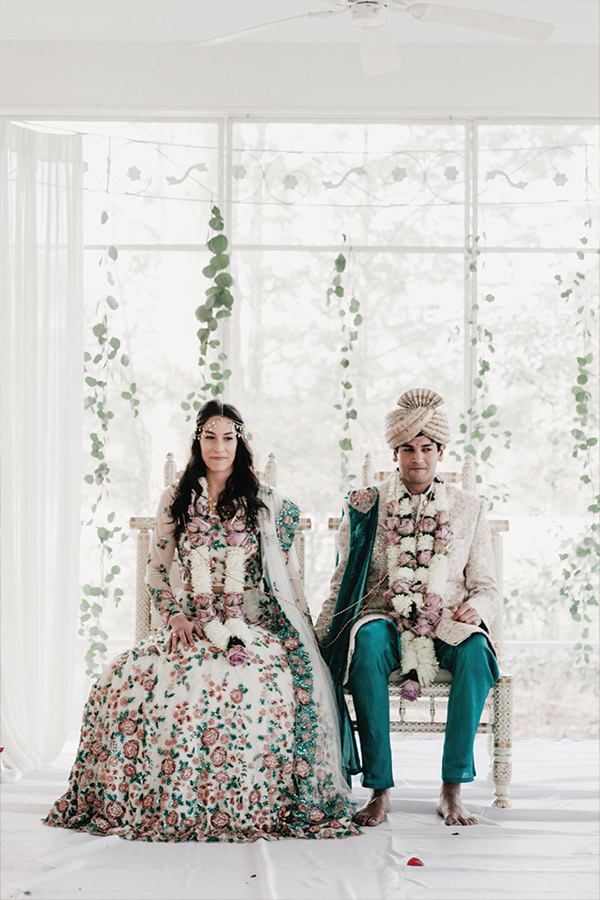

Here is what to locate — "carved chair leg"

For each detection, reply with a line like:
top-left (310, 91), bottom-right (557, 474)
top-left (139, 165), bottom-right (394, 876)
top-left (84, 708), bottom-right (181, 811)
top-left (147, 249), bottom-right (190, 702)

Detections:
top-left (491, 674), bottom-right (513, 808)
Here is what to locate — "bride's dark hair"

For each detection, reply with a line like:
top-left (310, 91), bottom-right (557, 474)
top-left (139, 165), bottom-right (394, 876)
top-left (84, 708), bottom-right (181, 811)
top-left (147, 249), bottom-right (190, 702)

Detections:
top-left (171, 400), bottom-right (266, 543)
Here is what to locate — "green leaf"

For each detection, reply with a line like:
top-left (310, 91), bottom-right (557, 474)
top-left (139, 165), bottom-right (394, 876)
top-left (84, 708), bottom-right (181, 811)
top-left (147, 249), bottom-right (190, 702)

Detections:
top-left (120, 354), bottom-right (130, 367)
top-left (100, 210), bottom-right (109, 224)
top-left (340, 358), bottom-right (350, 368)
top-left (349, 298), bottom-right (360, 313)
top-left (92, 323), bottom-right (106, 338)
top-left (215, 272), bottom-right (233, 288)
top-left (346, 409), bottom-right (358, 420)
top-left (84, 474), bottom-right (94, 484)
top-left (196, 306), bottom-right (212, 323)
top-left (106, 295), bottom-right (119, 310)
top-left (211, 253), bottom-right (230, 271)
top-left (339, 438), bottom-right (352, 451)
top-left (208, 234), bottom-right (228, 254)
top-left (482, 404), bottom-right (497, 419)
top-left (354, 314), bottom-right (363, 326)
top-left (108, 246), bottom-right (118, 260)
top-left (334, 253), bottom-right (346, 273)
top-left (202, 265), bottom-right (216, 279)
top-left (484, 293), bottom-right (495, 302)
top-left (481, 446), bottom-right (492, 461)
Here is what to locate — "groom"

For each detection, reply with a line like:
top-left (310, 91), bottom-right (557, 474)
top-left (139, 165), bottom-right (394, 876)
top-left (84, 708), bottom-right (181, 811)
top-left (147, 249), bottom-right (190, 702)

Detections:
top-left (315, 388), bottom-right (499, 827)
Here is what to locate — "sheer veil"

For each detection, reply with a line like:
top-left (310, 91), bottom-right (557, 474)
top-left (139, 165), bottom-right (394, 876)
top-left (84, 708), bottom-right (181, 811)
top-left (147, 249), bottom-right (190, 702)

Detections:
top-left (258, 485), bottom-right (352, 800)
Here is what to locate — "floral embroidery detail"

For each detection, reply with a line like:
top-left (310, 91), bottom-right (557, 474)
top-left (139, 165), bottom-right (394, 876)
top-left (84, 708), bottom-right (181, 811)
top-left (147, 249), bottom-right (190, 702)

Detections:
top-left (276, 498), bottom-right (300, 553)
top-left (348, 487), bottom-right (378, 514)
top-left (43, 490), bottom-right (358, 843)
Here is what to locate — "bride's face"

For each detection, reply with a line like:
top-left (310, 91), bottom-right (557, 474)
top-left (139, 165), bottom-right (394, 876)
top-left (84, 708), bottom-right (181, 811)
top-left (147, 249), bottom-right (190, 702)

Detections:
top-left (198, 417), bottom-right (238, 477)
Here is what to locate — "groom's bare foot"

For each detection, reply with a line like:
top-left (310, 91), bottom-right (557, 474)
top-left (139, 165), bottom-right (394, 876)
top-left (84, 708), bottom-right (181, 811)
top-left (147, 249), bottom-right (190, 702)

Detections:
top-left (353, 788), bottom-right (391, 827)
top-left (437, 782), bottom-right (478, 826)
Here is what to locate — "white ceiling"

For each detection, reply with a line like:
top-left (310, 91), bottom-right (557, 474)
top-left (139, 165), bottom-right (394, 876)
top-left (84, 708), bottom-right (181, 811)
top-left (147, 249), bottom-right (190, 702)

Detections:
top-left (0, 0), bottom-right (598, 44)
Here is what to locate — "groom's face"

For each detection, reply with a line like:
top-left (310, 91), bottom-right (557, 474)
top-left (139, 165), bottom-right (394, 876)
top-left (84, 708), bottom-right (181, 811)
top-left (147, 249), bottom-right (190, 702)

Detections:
top-left (393, 434), bottom-right (445, 494)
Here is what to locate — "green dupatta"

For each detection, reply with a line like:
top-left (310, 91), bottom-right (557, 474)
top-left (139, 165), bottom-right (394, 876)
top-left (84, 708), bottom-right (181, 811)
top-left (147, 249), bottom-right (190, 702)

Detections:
top-left (322, 491), bottom-right (380, 777)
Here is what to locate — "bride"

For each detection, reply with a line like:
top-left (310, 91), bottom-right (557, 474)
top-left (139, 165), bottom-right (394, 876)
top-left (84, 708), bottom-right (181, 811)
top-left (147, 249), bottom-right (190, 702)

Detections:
top-left (44, 400), bottom-right (358, 841)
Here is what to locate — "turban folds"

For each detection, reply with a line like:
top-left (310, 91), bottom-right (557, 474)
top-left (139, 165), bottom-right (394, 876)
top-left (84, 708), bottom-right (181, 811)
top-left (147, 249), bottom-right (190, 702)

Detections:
top-left (384, 388), bottom-right (450, 449)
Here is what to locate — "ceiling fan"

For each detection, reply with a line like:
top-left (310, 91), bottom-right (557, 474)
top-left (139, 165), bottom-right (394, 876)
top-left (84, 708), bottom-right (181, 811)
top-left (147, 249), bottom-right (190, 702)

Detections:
top-left (195, 1), bottom-right (555, 76)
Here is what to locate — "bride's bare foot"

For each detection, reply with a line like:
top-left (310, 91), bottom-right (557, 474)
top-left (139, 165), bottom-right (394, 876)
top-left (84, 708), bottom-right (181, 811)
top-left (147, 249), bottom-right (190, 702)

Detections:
top-left (353, 788), bottom-right (391, 827)
top-left (437, 782), bottom-right (478, 826)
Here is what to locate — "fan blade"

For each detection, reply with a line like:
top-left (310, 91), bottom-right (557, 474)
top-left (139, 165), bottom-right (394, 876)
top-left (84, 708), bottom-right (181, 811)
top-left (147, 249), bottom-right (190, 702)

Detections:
top-left (407, 3), bottom-right (554, 41)
top-left (356, 24), bottom-right (401, 76)
top-left (195, 9), bottom-right (342, 46)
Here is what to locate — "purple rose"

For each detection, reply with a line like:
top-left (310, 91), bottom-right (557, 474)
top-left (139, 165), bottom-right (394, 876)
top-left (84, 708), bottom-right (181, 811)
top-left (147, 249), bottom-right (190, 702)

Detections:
top-left (416, 550), bottom-right (433, 566)
top-left (226, 519), bottom-right (246, 533)
top-left (226, 644), bottom-right (249, 666)
top-left (387, 500), bottom-right (403, 516)
top-left (392, 580), bottom-right (413, 594)
top-left (398, 518), bottom-right (415, 536)
top-left (436, 524), bottom-right (452, 541)
top-left (424, 593), bottom-right (442, 610)
top-left (385, 531), bottom-right (402, 544)
top-left (436, 510), bottom-right (450, 525)
top-left (397, 552), bottom-right (414, 567)
top-left (385, 517), bottom-right (400, 531)
top-left (226, 532), bottom-right (247, 546)
top-left (421, 517), bottom-right (437, 534)
top-left (434, 538), bottom-right (449, 554)
top-left (412, 619), bottom-right (436, 638)
top-left (400, 680), bottom-right (421, 701)
top-left (189, 517), bottom-right (210, 533)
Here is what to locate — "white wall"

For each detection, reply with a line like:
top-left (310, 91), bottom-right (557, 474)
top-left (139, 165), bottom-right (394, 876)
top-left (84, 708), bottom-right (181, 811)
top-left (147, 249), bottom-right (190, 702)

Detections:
top-left (0, 41), bottom-right (597, 117)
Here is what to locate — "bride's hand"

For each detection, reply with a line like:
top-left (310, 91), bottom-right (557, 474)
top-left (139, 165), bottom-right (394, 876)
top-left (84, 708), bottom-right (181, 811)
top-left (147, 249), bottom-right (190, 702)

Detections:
top-left (167, 613), bottom-right (203, 653)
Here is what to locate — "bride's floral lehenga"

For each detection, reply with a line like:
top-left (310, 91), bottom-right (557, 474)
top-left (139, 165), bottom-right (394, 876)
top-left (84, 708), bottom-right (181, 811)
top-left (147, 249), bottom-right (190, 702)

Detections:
top-left (44, 484), bottom-right (358, 842)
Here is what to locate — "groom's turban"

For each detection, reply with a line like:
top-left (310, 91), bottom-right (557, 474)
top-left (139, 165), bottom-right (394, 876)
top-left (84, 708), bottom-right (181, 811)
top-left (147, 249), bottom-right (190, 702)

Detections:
top-left (384, 388), bottom-right (450, 449)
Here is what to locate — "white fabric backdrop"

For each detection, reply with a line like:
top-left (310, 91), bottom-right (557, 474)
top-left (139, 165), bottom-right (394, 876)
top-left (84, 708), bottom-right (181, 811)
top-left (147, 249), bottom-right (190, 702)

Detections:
top-left (0, 120), bottom-right (84, 776)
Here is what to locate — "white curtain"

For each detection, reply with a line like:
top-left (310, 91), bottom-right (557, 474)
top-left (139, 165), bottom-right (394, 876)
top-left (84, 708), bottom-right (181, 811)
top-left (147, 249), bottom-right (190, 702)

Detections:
top-left (0, 121), bottom-right (84, 777)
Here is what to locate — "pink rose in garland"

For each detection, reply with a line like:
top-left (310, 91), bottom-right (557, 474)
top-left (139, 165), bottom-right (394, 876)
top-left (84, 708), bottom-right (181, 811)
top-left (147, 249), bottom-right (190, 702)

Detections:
top-left (397, 518), bottom-right (415, 535)
top-left (226, 640), bottom-right (249, 666)
top-left (400, 679), bottom-right (421, 701)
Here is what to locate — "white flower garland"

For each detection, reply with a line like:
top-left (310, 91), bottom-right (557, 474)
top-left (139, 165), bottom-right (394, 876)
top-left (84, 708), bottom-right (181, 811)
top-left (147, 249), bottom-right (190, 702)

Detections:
top-left (188, 480), bottom-right (253, 653)
top-left (384, 472), bottom-right (452, 692)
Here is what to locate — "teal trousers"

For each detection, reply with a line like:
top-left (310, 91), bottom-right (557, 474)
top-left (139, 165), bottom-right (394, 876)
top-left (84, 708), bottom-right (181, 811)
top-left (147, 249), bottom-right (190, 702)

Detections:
top-left (346, 619), bottom-right (499, 789)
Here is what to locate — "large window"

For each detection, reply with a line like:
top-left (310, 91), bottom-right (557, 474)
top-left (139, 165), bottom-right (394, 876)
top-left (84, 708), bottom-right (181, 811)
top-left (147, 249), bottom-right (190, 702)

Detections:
top-left (37, 117), bottom-right (599, 736)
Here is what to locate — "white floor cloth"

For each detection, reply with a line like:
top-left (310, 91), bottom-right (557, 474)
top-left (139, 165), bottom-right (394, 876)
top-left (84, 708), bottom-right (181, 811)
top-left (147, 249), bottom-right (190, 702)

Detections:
top-left (1, 735), bottom-right (597, 900)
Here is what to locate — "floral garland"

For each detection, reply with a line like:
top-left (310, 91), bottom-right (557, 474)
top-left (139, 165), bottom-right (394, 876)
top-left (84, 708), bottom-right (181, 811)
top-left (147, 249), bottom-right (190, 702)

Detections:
top-left (383, 472), bottom-right (452, 699)
top-left (188, 478), bottom-right (253, 665)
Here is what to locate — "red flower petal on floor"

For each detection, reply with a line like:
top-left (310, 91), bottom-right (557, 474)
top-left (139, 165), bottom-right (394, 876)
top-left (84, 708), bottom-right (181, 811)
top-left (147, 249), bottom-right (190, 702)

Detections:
top-left (407, 857), bottom-right (424, 866)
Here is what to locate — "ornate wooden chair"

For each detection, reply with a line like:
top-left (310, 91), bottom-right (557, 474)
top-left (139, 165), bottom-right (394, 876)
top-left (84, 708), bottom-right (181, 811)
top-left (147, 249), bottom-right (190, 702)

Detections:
top-left (329, 454), bottom-right (513, 808)
top-left (130, 452), bottom-right (311, 642)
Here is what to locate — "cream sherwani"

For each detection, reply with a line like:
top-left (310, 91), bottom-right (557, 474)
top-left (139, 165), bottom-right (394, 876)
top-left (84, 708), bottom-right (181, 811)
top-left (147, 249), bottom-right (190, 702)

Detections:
top-left (315, 475), bottom-right (499, 679)
top-left (316, 473), bottom-right (500, 786)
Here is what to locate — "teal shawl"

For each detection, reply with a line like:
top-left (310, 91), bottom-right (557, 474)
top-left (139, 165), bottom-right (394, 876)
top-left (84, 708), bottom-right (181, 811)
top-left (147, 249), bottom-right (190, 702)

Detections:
top-left (322, 491), bottom-right (380, 776)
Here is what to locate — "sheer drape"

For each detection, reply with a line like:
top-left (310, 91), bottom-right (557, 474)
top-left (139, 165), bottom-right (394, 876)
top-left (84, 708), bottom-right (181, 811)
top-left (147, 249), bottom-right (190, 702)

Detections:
top-left (0, 121), bottom-right (84, 777)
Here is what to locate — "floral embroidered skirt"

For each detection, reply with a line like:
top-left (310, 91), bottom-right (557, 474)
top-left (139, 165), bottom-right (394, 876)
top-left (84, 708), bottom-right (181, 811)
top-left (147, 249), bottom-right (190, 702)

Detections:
top-left (44, 621), bottom-right (358, 842)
